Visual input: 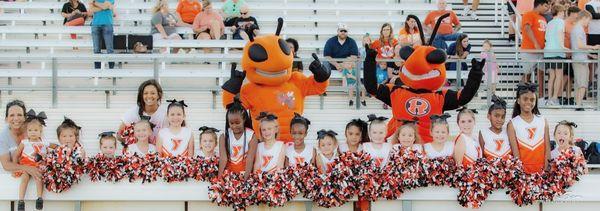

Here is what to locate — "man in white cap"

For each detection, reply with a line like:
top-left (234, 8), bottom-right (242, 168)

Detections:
top-left (323, 23), bottom-right (359, 71)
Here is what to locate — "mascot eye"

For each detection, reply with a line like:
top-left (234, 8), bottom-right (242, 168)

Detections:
top-left (249, 44), bottom-right (268, 62)
top-left (399, 46), bottom-right (414, 61)
top-left (278, 39), bottom-right (291, 55)
top-left (426, 49), bottom-right (447, 64)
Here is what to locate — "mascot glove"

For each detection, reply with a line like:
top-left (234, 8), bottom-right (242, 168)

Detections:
top-left (221, 62), bottom-right (246, 94)
top-left (309, 53), bottom-right (331, 83)
top-left (470, 58), bottom-right (486, 73)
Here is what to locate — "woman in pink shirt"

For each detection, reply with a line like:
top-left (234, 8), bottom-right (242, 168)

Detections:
top-left (192, 0), bottom-right (225, 41)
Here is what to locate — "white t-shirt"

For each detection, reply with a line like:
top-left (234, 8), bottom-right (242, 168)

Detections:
top-left (363, 142), bottom-right (393, 167)
top-left (158, 127), bottom-right (193, 157)
top-left (121, 104), bottom-right (169, 136)
top-left (423, 141), bottom-right (454, 159)
top-left (286, 144), bottom-right (314, 166)
top-left (586, 1), bottom-right (600, 35)
top-left (125, 143), bottom-right (157, 156)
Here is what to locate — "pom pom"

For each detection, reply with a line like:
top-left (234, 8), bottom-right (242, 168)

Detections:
top-left (253, 168), bottom-right (299, 207)
top-left (299, 157), bottom-right (355, 207)
top-left (119, 124), bottom-right (136, 146)
top-left (39, 146), bottom-right (86, 193)
top-left (208, 171), bottom-right (258, 210)
top-left (190, 156), bottom-right (220, 182)
top-left (85, 154), bottom-right (125, 182)
top-left (161, 155), bottom-right (193, 183)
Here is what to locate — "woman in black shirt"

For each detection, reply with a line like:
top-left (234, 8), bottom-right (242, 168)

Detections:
top-left (61, 0), bottom-right (87, 40)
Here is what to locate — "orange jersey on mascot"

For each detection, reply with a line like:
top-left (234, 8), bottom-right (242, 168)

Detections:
top-left (364, 14), bottom-right (485, 143)
top-left (221, 18), bottom-right (330, 142)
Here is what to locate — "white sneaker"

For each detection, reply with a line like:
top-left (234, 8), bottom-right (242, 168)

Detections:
top-left (462, 7), bottom-right (470, 17)
top-left (469, 11), bottom-right (479, 20)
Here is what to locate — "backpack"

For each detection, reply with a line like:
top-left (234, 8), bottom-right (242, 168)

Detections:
top-left (574, 139), bottom-right (588, 158)
top-left (586, 142), bottom-right (600, 164)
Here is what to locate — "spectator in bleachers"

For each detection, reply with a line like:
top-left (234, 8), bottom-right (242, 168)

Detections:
top-left (521, 0), bottom-right (549, 105)
top-left (61, 0), bottom-right (87, 41)
top-left (0, 100), bottom-right (42, 180)
top-left (445, 34), bottom-right (471, 72)
top-left (118, 79), bottom-right (168, 143)
top-left (88, 0), bottom-right (115, 69)
top-left (425, 0), bottom-right (462, 50)
top-left (585, 0), bottom-right (600, 46)
top-left (323, 23), bottom-right (358, 72)
top-left (399, 16), bottom-right (422, 47)
top-left (544, 4), bottom-right (568, 106)
top-left (176, 0), bottom-right (203, 25)
top-left (286, 38), bottom-right (304, 72)
top-left (461, 0), bottom-right (479, 20)
top-left (562, 6), bottom-right (581, 106)
top-left (231, 5), bottom-right (259, 40)
top-left (152, 0), bottom-right (189, 54)
top-left (571, 10), bottom-right (599, 111)
top-left (371, 23), bottom-right (398, 60)
top-left (507, 0), bottom-right (517, 42)
top-left (221, 0), bottom-right (246, 26)
top-left (193, 0), bottom-right (225, 44)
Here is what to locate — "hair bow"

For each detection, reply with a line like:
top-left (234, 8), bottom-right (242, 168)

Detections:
top-left (558, 120), bottom-right (578, 128)
top-left (256, 112), bottom-right (278, 121)
top-left (317, 129), bottom-right (338, 139)
top-left (62, 116), bottom-right (81, 130)
top-left (399, 118), bottom-right (419, 125)
top-left (199, 126), bottom-right (220, 133)
top-left (292, 113), bottom-right (311, 125)
top-left (349, 118), bottom-right (368, 127)
top-left (430, 113), bottom-right (451, 121)
top-left (367, 114), bottom-right (388, 122)
top-left (140, 115), bottom-right (151, 121)
top-left (491, 95), bottom-right (507, 109)
top-left (98, 131), bottom-right (116, 138)
top-left (166, 99), bottom-right (188, 107)
top-left (517, 83), bottom-right (538, 93)
top-left (26, 109), bottom-right (47, 126)
top-left (457, 107), bottom-right (478, 114)
top-left (226, 97), bottom-right (244, 109)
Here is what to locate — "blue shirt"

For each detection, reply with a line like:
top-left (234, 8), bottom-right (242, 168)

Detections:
top-left (446, 42), bottom-right (471, 71)
top-left (544, 18), bottom-right (566, 58)
top-left (324, 36), bottom-right (359, 59)
top-left (91, 0), bottom-right (114, 26)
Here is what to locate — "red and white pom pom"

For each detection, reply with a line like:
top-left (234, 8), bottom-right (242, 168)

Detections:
top-left (456, 159), bottom-right (495, 208)
top-left (189, 156), bottom-right (219, 182)
top-left (85, 154), bottom-right (125, 182)
top-left (425, 156), bottom-right (457, 187)
top-left (253, 168), bottom-right (299, 207)
top-left (119, 124), bottom-right (136, 146)
top-left (208, 171), bottom-right (258, 211)
top-left (300, 157), bottom-right (355, 208)
top-left (39, 146), bottom-right (86, 193)
top-left (161, 155), bottom-right (193, 183)
top-left (382, 148), bottom-right (428, 200)
top-left (122, 154), bottom-right (144, 182)
top-left (139, 153), bottom-right (163, 183)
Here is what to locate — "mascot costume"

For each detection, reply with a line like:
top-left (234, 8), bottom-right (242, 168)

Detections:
top-left (221, 18), bottom-right (330, 142)
top-left (364, 14), bottom-right (485, 143)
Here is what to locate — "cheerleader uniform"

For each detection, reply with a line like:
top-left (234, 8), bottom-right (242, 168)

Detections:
top-left (480, 128), bottom-right (511, 159)
top-left (455, 133), bottom-right (482, 167)
top-left (13, 139), bottom-right (49, 177)
top-left (286, 144), bottom-right (314, 166)
top-left (423, 141), bottom-right (454, 159)
top-left (226, 128), bottom-right (254, 173)
top-left (256, 141), bottom-right (285, 173)
top-left (198, 148), bottom-right (218, 158)
top-left (363, 142), bottom-right (393, 167)
top-left (316, 149), bottom-right (338, 174)
top-left (511, 115), bottom-right (547, 174)
top-left (551, 146), bottom-right (583, 159)
top-left (158, 127), bottom-right (192, 157)
top-left (338, 143), bottom-right (363, 153)
top-left (392, 143), bottom-right (423, 153)
top-left (125, 143), bottom-right (156, 156)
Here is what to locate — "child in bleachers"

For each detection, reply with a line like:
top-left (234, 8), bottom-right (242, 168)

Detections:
top-left (57, 117), bottom-right (86, 158)
top-left (480, 95), bottom-right (511, 160)
top-left (198, 126), bottom-right (219, 158)
top-left (13, 110), bottom-right (49, 211)
top-left (551, 120), bottom-right (583, 159)
top-left (453, 107), bottom-right (482, 167)
top-left (342, 62), bottom-right (366, 107)
top-left (339, 119), bottom-right (368, 153)
top-left (99, 131), bottom-right (117, 158)
top-left (507, 83), bottom-right (551, 174)
top-left (286, 114), bottom-right (314, 167)
top-left (364, 114), bottom-right (393, 168)
top-left (423, 114), bottom-right (454, 159)
top-left (314, 129), bottom-right (339, 174)
top-left (254, 113), bottom-right (286, 173)
top-left (157, 99), bottom-right (194, 157)
top-left (218, 99), bottom-right (257, 177)
top-left (125, 118), bottom-right (157, 156)
top-left (480, 40), bottom-right (499, 95)
top-left (391, 120), bottom-right (423, 153)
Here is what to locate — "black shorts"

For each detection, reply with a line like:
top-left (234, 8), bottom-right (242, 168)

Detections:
top-left (544, 57), bottom-right (565, 70)
top-left (507, 1), bottom-right (516, 15)
top-left (563, 63), bottom-right (574, 76)
top-left (587, 34), bottom-right (600, 46)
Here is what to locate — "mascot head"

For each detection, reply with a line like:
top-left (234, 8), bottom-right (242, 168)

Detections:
top-left (398, 14), bottom-right (449, 91)
top-left (241, 18), bottom-right (294, 86)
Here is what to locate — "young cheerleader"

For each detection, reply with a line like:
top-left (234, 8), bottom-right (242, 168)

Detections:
top-left (507, 83), bottom-right (551, 174)
top-left (453, 107), bottom-right (482, 167)
top-left (125, 118), bottom-right (157, 156)
top-left (314, 129), bottom-right (339, 174)
top-left (391, 119), bottom-right (423, 153)
top-left (423, 114), bottom-right (454, 159)
top-left (218, 98), bottom-right (258, 177)
top-left (57, 117), bottom-right (86, 158)
top-left (551, 120), bottom-right (583, 159)
top-left (198, 126), bottom-right (219, 158)
top-left (157, 99), bottom-right (194, 157)
top-left (254, 112), bottom-right (286, 173)
top-left (479, 95), bottom-right (511, 160)
top-left (286, 113), bottom-right (314, 166)
top-left (99, 131), bottom-right (118, 158)
top-left (13, 110), bottom-right (49, 211)
top-left (339, 118), bottom-right (369, 153)
top-left (364, 114), bottom-right (393, 168)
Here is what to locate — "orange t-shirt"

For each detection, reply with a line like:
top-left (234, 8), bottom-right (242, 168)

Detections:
top-left (521, 11), bottom-right (547, 50)
top-left (565, 19), bottom-right (574, 49)
top-left (399, 28), bottom-right (422, 46)
top-left (424, 10), bottom-right (460, 35)
top-left (371, 38), bottom-right (398, 59)
top-left (176, 0), bottom-right (203, 24)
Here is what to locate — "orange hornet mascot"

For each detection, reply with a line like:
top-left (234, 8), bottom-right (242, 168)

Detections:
top-left (364, 14), bottom-right (485, 143)
top-left (221, 18), bottom-right (330, 142)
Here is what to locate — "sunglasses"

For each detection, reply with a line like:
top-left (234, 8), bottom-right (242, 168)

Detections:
top-left (240, 12), bottom-right (248, 15)
top-left (339, 30), bottom-right (348, 33)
